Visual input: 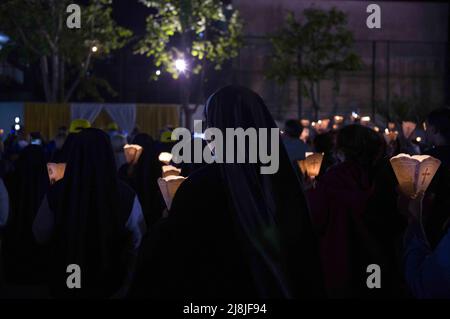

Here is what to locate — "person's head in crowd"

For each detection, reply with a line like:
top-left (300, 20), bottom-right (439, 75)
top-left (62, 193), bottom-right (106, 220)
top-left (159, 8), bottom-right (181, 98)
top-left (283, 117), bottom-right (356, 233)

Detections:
top-left (159, 125), bottom-right (175, 142)
top-left (57, 126), bottom-right (68, 135)
top-left (54, 133), bottom-right (67, 151)
top-left (52, 128), bottom-right (127, 297)
top-left (204, 85), bottom-right (323, 298)
top-left (128, 133), bottom-right (161, 224)
top-left (312, 131), bottom-right (337, 176)
top-left (284, 119), bottom-right (303, 139)
top-left (29, 132), bottom-right (44, 147)
top-left (281, 119), bottom-right (310, 165)
top-left (128, 126), bottom-right (141, 143)
top-left (157, 127), bottom-right (176, 154)
top-left (160, 130), bottom-right (173, 143)
top-left (335, 125), bottom-right (385, 174)
top-left (3, 134), bottom-right (18, 157)
top-left (131, 133), bottom-right (157, 166)
top-left (1, 142), bottom-right (49, 283)
top-left (69, 119), bottom-right (91, 134)
top-left (313, 131), bottom-right (336, 154)
top-left (107, 122), bottom-right (120, 136)
top-left (58, 119), bottom-right (91, 162)
top-left (300, 126), bottom-right (311, 144)
top-left (55, 133), bottom-right (77, 163)
top-left (426, 108), bottom-right (450, 147)
top-left (16, 136), bottom-right (29, 151)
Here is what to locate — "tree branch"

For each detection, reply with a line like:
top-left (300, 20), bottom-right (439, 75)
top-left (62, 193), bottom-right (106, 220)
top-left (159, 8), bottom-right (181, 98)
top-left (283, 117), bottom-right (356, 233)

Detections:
top-left (11, 18), bottom-right (40, 55)
top-left (60, 57), bottom-right (65, 101)
top-left (40, 30), bottom-right (56, 52)
top-left (51, 53), bottom-right (59, 102)
top-left (64, 53), bottom-right (93, 102)
top-left (40, 56), bottom-right (51, 102)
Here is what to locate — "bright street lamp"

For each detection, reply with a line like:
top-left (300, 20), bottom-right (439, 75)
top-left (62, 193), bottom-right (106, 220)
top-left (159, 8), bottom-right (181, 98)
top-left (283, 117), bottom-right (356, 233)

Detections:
top-left (175, 58), bottom-right (187, 73)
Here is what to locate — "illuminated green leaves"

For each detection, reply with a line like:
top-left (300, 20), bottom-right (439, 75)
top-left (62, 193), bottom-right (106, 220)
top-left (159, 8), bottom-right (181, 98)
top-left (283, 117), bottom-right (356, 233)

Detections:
top-left (136, 0), bottom-right (243, 80)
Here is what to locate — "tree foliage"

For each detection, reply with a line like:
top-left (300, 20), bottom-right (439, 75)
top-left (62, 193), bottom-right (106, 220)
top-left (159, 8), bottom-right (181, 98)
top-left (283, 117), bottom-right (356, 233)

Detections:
top-left (135, 0), bottom-right (243, 127)
top-left (376, 94), bottom-right (441, 125)
top-left (267, 8), bottom-right (362, 118)
top-left (136, 0), bottom-right (243, 80)
top-left (0, 0), bottom-right (132, 102)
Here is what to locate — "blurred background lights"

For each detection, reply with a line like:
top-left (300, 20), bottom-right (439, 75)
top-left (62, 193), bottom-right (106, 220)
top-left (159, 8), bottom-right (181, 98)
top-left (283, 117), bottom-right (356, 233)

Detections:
top-left (0, 32), bottom-right (9, 50)
top-left (334, 115), bottom-right (344, 123)
top-left (15, 116), bottom-right (20, 123)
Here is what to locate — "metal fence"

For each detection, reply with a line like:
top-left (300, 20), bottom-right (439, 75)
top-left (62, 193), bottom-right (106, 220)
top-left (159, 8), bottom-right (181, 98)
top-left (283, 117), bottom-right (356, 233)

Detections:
top-left (233, 36), bottom-right (449, 122)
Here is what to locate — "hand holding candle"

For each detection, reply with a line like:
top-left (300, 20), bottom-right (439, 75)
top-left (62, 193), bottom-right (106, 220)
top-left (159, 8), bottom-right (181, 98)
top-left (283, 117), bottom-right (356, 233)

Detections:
top-left (47, 163), bottom-right (66, 184)
top-left (390, 153), bottom-right (441, 198)
top-left (158, 175), bottom-right (186, 210)
top-left (298, 152), bottom-right (324, 179)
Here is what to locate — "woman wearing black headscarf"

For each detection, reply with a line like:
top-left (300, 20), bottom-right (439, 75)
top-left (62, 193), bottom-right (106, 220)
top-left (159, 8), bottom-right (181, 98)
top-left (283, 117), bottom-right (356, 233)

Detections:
top-left (33, 128), bottom-right (146, 298)
top-left (118, 133), bottom-right (165, 226)
top-left (51, 132), bottom-right (77, 163)
top-left (131, 86), bottom-right (323, 299)
top-left (1, 145), bottom-right (49, 284)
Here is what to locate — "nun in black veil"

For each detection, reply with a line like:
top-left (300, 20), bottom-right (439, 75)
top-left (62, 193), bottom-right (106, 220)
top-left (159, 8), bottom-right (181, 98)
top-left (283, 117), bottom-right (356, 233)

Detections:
top-left (1, 145), bottom-right (49, 285)
top-left (118, 133), bottom-right (165, 226)
top-left (130, 85), bottom-right (324, 299)
top-left (33, 128), bottom-right (146, 298)
top-left (51, 132), bottom-right (77, 163)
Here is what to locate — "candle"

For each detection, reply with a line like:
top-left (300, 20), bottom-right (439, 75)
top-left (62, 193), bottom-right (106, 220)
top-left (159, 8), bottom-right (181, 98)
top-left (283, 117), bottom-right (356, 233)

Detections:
top-left (334, 115), bottom-right (344, 123)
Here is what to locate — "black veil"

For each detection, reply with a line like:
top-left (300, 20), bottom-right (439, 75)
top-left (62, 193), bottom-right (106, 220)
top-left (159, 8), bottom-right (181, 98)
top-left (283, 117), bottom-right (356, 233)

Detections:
top-left (2, 145), bottom-right (49, 283)
top-left (130, 133), bottom-right (163, 225)
top-left (52, 132), bottom-right (77, 163)
top-left (49, 128), bottom-right (127, 297)
top-left (205, 85), bottom-right (323, 298)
